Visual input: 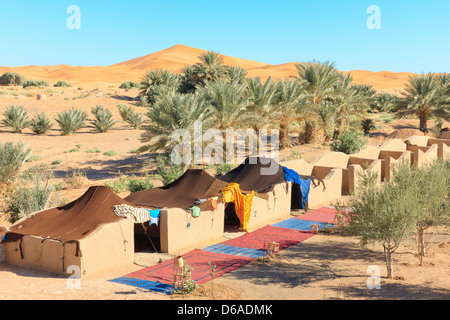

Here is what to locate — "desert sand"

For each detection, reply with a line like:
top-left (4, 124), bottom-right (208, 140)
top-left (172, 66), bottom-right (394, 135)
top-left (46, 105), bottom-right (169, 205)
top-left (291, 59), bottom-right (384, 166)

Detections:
top-left (0, 45), bottom-right (449, 301)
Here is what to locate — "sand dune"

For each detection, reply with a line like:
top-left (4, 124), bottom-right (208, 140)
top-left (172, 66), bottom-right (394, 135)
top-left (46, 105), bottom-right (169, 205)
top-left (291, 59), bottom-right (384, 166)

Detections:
top-left (0, 44), bottom-right (415, 92)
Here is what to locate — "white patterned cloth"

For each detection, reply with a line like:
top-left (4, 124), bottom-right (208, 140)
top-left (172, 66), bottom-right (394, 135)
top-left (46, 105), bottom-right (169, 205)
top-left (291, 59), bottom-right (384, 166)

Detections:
top-left (113, 204), bottom-right (150, 224)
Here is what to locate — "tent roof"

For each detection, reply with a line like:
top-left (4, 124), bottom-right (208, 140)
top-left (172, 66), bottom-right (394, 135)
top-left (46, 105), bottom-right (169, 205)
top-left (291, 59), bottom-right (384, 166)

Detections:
top-left (217, 157), bottom-right (286, 194)
top-left (6, 186), bottom-right (132, 243)
top-left (124, 169), bottom-right (229, 210)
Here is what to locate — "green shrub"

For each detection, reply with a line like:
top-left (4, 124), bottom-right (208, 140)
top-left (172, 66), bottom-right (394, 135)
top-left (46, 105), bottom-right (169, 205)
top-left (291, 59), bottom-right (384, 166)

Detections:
top-left (105, 172), bottom-right (154, 194)
top-left (118, 105), bottom-right (133, 121)
top-left (86, 147), bottom-right (102, 153)
top-left (22, 80), bottom-right (49, 88)
top-left (126, 110), bottom-right (145, 129)
top-left (91, 107), bottom-right (116, 133)
top-left (26, 155), bottom-right (43, 163)
top-left (119, 81), bottom-right (142, 89)
top-left (361, 118), bottom-right (375, 135)
top-left (3, 175), bottom-right (59, 224)
top-left (54, 81), bottom-right (72, 87)
top-left (65, 170), bottom-right (87, 189)
top-left (0, 141), bottom-right (32, 184)
top-left (1, 105), bottom-right (30, 133)
top-left (30, 112), bottom-right (53, 135)
top-left (55, 107), bottom-right (87, 135)
top-left (215, 163), bottom-right (236, 176)
top-left (0, 72), bottom-right (26, 86)
top-left (330, 130), bottom-right (368, 155)
top-left (103, 150), bottom-right (118, 156)
top-left (156, 155), bottom-right (187, 185)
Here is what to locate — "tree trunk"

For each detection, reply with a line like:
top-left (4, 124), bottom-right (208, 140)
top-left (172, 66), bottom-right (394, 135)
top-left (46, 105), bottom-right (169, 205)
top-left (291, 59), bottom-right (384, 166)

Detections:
top-left (279, 123), bottom-right (289, 149)
top-left (418, 228), bottom-right (424, 266)
top-left (419, 111), bottom-right (429, 133)
top-left (384, 245), bottom-right (394, 279)
top-left (305, 122), bottom-right (321, 144)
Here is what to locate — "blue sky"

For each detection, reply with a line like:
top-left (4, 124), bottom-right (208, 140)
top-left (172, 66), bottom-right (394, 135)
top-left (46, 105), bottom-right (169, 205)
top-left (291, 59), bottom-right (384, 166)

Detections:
top-left (0, 0), bottom-right (449, 73)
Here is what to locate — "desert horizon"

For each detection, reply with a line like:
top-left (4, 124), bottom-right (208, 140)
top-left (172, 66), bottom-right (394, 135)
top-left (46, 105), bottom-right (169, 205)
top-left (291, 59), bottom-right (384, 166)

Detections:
top-left (0, 44), bottom-right (414, 93)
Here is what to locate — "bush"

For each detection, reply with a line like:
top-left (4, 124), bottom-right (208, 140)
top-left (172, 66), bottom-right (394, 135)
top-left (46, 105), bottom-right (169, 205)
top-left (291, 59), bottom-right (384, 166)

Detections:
top-left (126, 110), bottom-right (145, 129)
top-left (103, 150), bottom-right (118, 156)
top-left (105, 172), bottom-right (154, 193)
top-left (55, 107), bottom-right (87, 135)
top-left (0, 72), bottom-right (26, 86)
top-left (65, 170), bottom-right (87, 189)
top-left (54, 81), bottom-right (72, 87)
top-left (156, 155), bottom-right (187, 185)
top-left (30, 112), bottom-right (53, 135)
top-left (0, 140), bottom-right (32, 185)
top-left (361, 118), bottom-right (375, 135)
top-left (118, 105), bottom-right (133, 121)
top-left (91, 106), bottom-right (116, 133)
top-left (215, 163), bottom-right (236, 176)
top-left (23, 80), bottom-right (49, 88)
top-left (119, 81), bottom-right (142, 90)
top-left (330, 130), bottom-right (368, 155)
top-left (3, 175), bottom-right (59, 224)
top-left (1, 105), bottom-right (30, 133)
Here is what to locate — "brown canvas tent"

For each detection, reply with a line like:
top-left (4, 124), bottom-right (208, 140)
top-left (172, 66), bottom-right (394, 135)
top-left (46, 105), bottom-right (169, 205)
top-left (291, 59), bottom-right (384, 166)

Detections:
top-left (3, 186), bottom-right (135, 277)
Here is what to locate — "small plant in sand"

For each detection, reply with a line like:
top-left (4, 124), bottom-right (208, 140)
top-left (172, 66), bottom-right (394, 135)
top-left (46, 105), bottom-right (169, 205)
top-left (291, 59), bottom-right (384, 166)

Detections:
top-left (119, 81), bottom-right (142, 90)
top-left (330, 130), bottom-right (367, 155)
top-left (125, 110), bottom-right (145, 129)
top-left (173, 264), bottom-right (198, 295)
top-left (1, 105), bottom-right (30, 133)
top-left (65, 170), bottom-right (87, 189)
top-left (22, 80), bottom-right (49, 88)
top-left (91, 106), bottom-right (116, 133)
top-left (54, 81), bottom-right (72, 88)
top-left (55, 107), bottom-right (87, 135)
top-left (0, 140), bottom-right (32, 185)
top-left (3, 169), bottom-right (59, 224)
top-left (30, 112), bottom-right (53, 135)
top-left (103, 150), bottom-right (118, 156)
top-left (118, 105), bottom-right (133, 121)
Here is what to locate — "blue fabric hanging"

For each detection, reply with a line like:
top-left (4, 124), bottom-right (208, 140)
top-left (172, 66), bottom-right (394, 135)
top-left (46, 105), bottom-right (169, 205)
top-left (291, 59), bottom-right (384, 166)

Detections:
top-left (282, 166), bottom-right (311, 209)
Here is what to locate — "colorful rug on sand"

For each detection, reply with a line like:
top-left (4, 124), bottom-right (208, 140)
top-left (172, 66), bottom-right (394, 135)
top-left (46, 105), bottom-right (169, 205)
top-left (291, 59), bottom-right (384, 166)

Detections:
top-left (109, 207), bottom-right (342, 294)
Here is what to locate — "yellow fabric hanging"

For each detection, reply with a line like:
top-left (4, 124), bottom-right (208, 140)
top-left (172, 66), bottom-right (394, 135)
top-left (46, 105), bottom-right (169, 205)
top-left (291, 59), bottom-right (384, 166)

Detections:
top-left (222, 183), bottom-right (255, 232)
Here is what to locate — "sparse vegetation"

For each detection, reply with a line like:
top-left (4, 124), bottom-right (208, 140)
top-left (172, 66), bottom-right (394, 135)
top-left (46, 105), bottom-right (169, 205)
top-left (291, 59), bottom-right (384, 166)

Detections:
top-left (54, 81), bottom-right (72, 87)
top-left (103, 150), bottom-right (118, 156)
top-left (1, 105), bottom-right (30, 133)
top-left (119, 81), bottom-right (142, 89)
top-left (64, 170), bottom-right (87, 189)
top-left (55, 107), bottom-right (87, 135)
top-left (22, 80), bottom-right (49, 88)
top-left (30, 112), bottom-right (53, 135)
top-left (0, 72), bottom-right (26, 86)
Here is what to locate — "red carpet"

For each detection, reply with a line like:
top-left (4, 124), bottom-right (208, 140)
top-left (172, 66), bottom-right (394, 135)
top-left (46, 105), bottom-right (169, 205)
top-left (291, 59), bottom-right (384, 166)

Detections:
top-left (223, 225), bottom-right (315, 251)
top-left (123, 249), bottom-right (253, 285)
top-left (296, 207), bottom-right (341, 224)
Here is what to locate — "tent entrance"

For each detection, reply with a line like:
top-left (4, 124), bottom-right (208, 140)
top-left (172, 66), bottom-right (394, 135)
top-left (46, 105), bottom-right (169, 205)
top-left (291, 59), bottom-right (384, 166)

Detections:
top-left (134, 222), bottom-right (161, 253)
top-left (224, 203), bottom-right (242, 230)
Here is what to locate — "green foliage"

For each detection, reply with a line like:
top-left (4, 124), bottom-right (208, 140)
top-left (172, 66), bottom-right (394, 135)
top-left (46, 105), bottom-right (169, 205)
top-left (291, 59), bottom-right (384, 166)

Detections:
top-left (54, 81), bottom-right (72, 87)
top-left (3, 173), bottom-right (59, 224)
top-left (22, 80), bottom-right (49, 88)
top-left (361, 118), bottom-right (375, 135)
top-left (103, 150), bottom-right (118, 156)
top-left (55, 107), bottom-right (87, 135)
top-left (0, 72), bottom-right (26, 86)
top-left (0, 141), bottom-right (32, 185)
top-left (119, 81), bottom-right (142, 89)
top-left (91, 106), bottom-right (116, 133)
top-left (30, 112), bottom-right (53, 135)
top-left (330, 130), bottom-right (368, 155)
top-left (26, 155), bottom-right (43, 163)
top-left (139, 69), bottom-right (181, 105)
top-left (118, 104), bottom-right (133, 121)
top-left (86, 147), bottom-right (102, 153)
top-left (125, 109), bottom-right (145, 129)
top-left (156, 155), bottom-right (188, 185)
top-left (1, 105), bottom-right (30, 133)
top-left (214, 163), bottom-right (236, 176)
top-left (173, 264), bottom-right (198, 295)
top-left (65, 170), bottom-right (87, 189)
top-left (340, 160), bottom-right (450, 278)
top-left (105, 171), bottom-right (154, 194)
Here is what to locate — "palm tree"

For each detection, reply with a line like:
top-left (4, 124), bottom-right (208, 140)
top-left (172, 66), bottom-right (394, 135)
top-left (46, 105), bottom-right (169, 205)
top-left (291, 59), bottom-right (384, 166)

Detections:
top-left (294, 61), bottom-right (342, 143)
top-left (140, 92), bottom-right (212, 154)
top-left (332, 73), bottom-right (372, 138)
top-left (227, 66), bottom-right (248, 86)
top-left (200, 81), bottom-right (250, 131)
top-left (371, 92), bottom-right (400, 112)
top-left (139, 69), bottom-right (181, 105)
top-left (245, 77), bottom-right (277, 133)
top-left (189, 51), bottom-right (230, 89)
top-left (271, 79), bottom-right (306, 148)
top-left (397, 73), bottom-right (450, 133)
